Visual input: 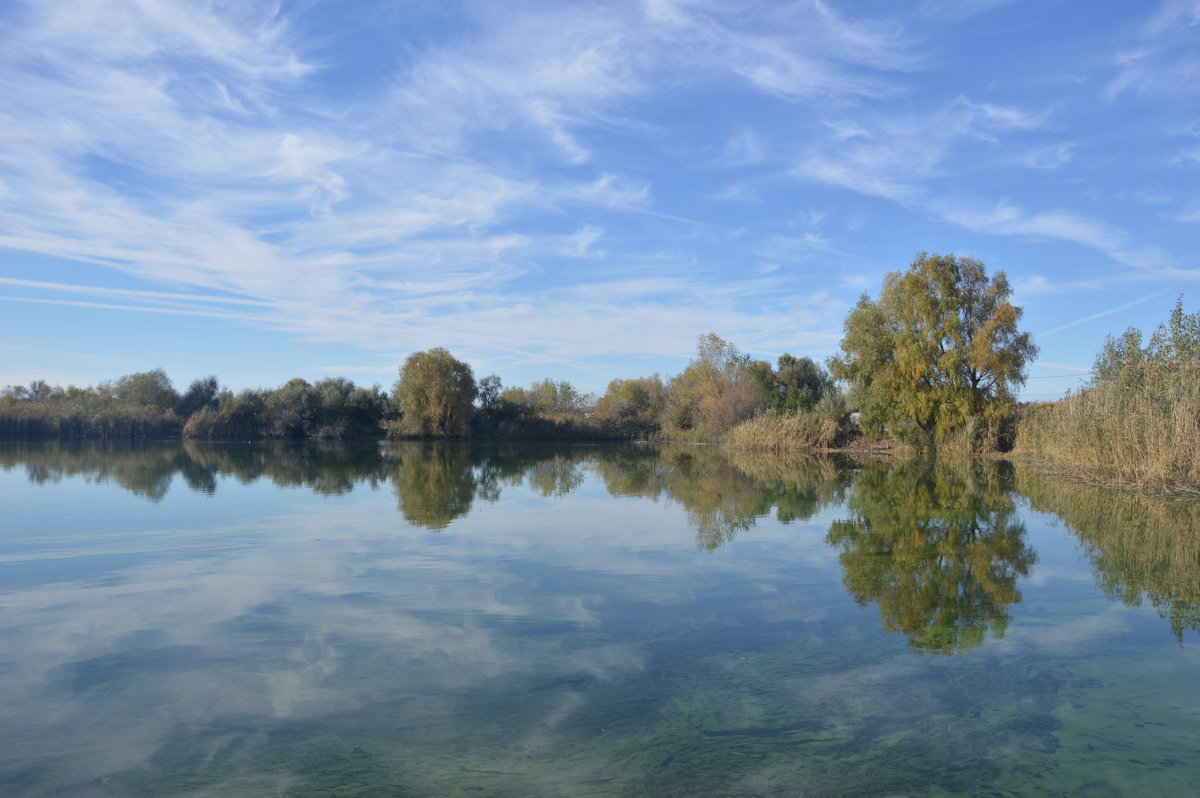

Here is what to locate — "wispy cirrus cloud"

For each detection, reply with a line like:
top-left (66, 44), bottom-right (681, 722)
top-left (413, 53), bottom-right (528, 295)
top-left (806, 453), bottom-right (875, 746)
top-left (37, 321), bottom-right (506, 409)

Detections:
top-left (935, 201), bottom-right (1175, 270)
top-left (792, 95), bottom-right (1052, 205)
top-left (2, 0), bottom-right (1190, 392)
top-left (1106, 0), bottom-right (1200, 100)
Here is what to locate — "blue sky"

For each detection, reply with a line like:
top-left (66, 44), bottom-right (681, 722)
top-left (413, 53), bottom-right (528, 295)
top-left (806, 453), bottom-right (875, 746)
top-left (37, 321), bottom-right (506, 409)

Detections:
top-left (1, 0), bottom-right (1197, 400)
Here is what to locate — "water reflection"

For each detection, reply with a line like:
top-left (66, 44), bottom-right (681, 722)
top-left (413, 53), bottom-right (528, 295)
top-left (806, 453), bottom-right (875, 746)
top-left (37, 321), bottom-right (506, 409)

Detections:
top-left (0, 441), bottom-right (852, 546)
top-left (599, 447), bottom-right (852, 550)
top-left (389, 442), bottom-right (477, 529)
top-left (1018, 470), bottom-right (1200, 640)
top-left (827, 461), bottom-right (1036, 654)
top-left (4, 441), bottom-right (1200, 794)
top-left (0, 439), bottom-right (394, 499)
top-left (7, 440), bottom-right (1200, 650)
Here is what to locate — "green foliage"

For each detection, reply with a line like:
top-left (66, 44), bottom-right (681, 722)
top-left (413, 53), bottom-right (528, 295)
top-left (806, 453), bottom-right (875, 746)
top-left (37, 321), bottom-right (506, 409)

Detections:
top-left (114, 368), bottom-right (179, 411)
top-left (525, 378), bottom-right (587, 416)
top-left (493, 378), bottom-right (587, 418)
top-left (183, 389), bottom-right (267, 440)
top-left (392, 348), bottom-right (476, 438)
top-left (830, 253), bottom-right (1036, 450)
top-left (749, 354), bottom-right (834, 412)
top-left (175, 376), bottom-right (219, 418)
top-left (480, 377), bottom-right (619, 439)
top-left (1093, 296), bottom-right (1200, 389)
top-left (476, 374), bottom-right (503, 421)
top-left (0, 376), bottom-right (178, 439)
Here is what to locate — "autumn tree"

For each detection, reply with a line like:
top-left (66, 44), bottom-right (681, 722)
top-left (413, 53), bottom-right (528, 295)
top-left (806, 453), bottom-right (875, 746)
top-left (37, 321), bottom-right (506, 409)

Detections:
top-left (596, 375), bottom-right (665, 431)
top-left (830, 253), bottom-right (1036, 447)
top-left (393, 348), bottom-right (476, 437)
top-left (663, 333), bottom-right (762, 440)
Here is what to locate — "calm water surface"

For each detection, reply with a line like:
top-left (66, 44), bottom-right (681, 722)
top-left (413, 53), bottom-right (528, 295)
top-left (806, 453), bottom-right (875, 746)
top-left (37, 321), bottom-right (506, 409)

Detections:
top-left (0, 441), bottom-right (1197, 796)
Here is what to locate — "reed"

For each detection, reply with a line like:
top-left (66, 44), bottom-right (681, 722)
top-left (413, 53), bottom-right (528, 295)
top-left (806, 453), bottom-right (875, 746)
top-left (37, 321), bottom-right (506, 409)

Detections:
top-left (0, 401), bottom-right (180, 439)
top-left (1013, 363), bottom-right (1200, 494)
top-left (725, 395), bottom-right (851, 451)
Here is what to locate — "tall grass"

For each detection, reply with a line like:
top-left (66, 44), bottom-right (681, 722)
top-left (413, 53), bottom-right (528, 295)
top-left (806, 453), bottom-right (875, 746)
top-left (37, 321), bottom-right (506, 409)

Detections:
top-left (725, 394), bottom-right (851, 451)
top-left (1014, 363), bottom-right (1200, 494)
top-left (1014, 298), bottom-right (1200, 493)
top-left (0, 401), bottom-right (180, 439)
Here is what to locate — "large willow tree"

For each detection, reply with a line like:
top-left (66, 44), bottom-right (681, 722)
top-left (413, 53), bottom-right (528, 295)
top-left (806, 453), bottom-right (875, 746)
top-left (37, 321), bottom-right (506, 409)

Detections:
top-left (393, 348), bottom-right (476, 437)
top-left (830, 253), bottom-right (1036, 446)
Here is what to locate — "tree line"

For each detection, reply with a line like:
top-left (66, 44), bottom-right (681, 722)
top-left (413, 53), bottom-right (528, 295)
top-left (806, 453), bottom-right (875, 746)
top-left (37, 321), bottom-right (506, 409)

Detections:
top-left (0, 372), bottom-right (389, 441)
top-left (15, 250), bottom-right (1189, 478)
top-left (0, 253), bottom-right (1041, 449)
top-left (389, 252), bottom-right (1039, 452)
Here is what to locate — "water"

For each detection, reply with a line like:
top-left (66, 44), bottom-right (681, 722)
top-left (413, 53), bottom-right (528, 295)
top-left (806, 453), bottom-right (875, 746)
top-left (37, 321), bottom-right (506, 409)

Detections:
top-left (0, 440), bottom-right (1197, 796)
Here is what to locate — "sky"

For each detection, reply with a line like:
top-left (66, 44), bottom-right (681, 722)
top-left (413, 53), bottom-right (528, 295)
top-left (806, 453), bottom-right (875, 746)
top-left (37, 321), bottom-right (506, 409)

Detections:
top-left (0, 0), bottom-right (1197, 401)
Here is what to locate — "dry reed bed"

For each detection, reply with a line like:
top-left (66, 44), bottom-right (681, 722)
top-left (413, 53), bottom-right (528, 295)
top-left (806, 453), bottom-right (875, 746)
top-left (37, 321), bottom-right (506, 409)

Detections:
top-left (1014, 365), bottom-right (1200, 494)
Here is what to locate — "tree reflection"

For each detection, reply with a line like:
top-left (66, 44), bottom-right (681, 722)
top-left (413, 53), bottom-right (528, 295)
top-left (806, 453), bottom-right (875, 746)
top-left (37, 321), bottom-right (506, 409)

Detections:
top-left (826, 461), bottom-right (1035, 654)
top-left (0, 440), bottom-right (184, 502)
top-left (0, 441), bottom-right (851, 545)
top-left (389, 442), bottom-right (477, 530)
top-left (594, 447), bottom-right (851, 550)
top-left (1017, 470), bottom-right (1200, 641)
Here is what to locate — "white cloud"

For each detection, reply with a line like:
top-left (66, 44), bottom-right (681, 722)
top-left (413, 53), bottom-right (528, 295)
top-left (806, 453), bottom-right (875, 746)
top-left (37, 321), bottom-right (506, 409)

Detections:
top-left (1171, 202), bottom-right (1200, 223)
top-left (712, 127), bottom-right (767, 167)
top-left (1, 0), bottom-right (1182, 388)
top-left (936, 200), bottom-right (1174, 270)
top-left (792, 96), bottom-right (1050, 204)
top-left (1, 0), bottom-right (926, 377)
top-left (563, 225), bottom-right (605, 258)
top-left (1019, 143), bottom-right (1075, 170)
top-left (1106, 0), bottom-right (1200, 100)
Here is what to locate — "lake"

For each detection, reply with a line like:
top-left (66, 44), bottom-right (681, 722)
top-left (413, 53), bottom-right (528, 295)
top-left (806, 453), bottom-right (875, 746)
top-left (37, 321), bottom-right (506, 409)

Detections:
top-left (1, 440), bottom-right (1197, 796)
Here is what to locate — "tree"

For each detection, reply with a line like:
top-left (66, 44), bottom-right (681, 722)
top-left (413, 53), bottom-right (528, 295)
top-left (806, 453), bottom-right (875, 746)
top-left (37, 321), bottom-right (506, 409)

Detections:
top-left (175, 376), bottom-right (219, 418)
top-left (526, 378), bottom-right (586, 416)
top-left (393, 348), bottom-right (476, 437)
top-left (748, 353), bottom-right (833, 412)
top-left (663, 333), bottom-right (763, 439)
top-left (1093, 296), bottom-right (1199, 389)
top-left (266, 378), bottom-right (320, 438)
top-left (596, 375), bottom-right (665, 428)
top-left (830, 253), bottom-right (1036, 446)
top-left (477, 374), bottom-right (502, 413)
top-left (114, 369), bottom-right (179, 411)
